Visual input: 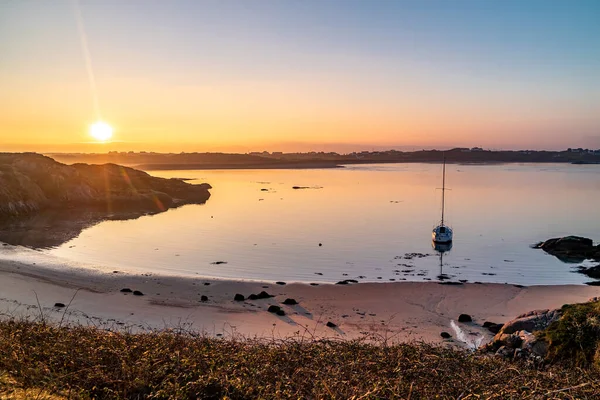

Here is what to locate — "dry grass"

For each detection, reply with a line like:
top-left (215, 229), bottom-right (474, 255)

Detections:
top-left (1, 319), bottom-right (599, 399)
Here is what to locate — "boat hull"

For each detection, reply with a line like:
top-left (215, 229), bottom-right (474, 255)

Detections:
top-left (432, 225), bottom-right (453, 244)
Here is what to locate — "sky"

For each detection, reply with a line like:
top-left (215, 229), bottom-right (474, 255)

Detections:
top-left (1, 0), bottom-right (599, 153)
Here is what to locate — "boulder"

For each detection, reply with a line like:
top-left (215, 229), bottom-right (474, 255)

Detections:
top-left (248, 291), bottom-right (274, 300)
top-left (133, 290), bottom-right (144, 296)
top-left (54, 303), bottom-right (65, 308)
top-left (120, 288), bottom-right (133, 293)
top-left (440, 332), bottom-right (451, 339)
top-left (496, 309), bottom-right (561, 335)
top-left (234, 294), bottom-right (245, 301)
top-left (483, 321), bottom-right (503, 334)
top-left (535, 236), bottom-right (600, 262)
top-left (275, 281), bottom-right (286, 286)
top-left (267, 305), bottom-right (282, 314)
top-left (200, 295), bottom-right (208, 302)
top-left (282, 298), bottom-right (298, 305)
top-left (458, 314), bottom-right (472, 323)
top-left (326, 321), bottom-right (337, 328)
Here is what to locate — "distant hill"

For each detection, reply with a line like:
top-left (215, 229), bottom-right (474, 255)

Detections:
top-left (47, 148), bottom-right (600, 170)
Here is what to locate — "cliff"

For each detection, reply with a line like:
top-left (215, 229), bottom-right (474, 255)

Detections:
top-left (0, 153), bottom-right (211, 217)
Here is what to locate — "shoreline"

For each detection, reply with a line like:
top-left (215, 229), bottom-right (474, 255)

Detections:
top-left (2, 255), bottom-right (599, 346)
top-left (134, 160), bottom-right (600, 171)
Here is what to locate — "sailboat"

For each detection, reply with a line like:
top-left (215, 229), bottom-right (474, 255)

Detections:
top-left (432, 156), bottom-right (453, 244)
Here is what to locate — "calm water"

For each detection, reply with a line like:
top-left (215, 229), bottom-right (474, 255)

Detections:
top-left (46, 163), bottom-right (600, 285)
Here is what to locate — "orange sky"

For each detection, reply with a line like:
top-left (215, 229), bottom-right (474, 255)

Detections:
top-left (1, 1), bottom-right (598, 153)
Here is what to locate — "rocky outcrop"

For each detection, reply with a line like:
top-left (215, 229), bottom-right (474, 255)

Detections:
top-left (481, 309), bottom-right (563, 361)
top-left (534, 236), bottom-right (600, 262)
top-left (0, 153), bottom-right (211, 247)
top-left (0, 153), bottom-right (211, 217)
top-left (578, 264), bottom-right (600, 279)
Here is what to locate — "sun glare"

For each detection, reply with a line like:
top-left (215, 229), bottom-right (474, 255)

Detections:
top-left (89, 121), bottom-right (113, 141)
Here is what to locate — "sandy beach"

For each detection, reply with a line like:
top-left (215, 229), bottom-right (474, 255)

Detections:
top-left (1, 249), bottom-right (599, 347)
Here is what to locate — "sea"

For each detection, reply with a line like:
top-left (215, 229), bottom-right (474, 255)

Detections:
top-left (37, 163), bottom-right (600, 286)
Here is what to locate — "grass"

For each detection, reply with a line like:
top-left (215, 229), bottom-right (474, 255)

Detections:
top-left (1, 320), bottom-right (600, 399)
top-left (543, 300), bottom-right (600, 368)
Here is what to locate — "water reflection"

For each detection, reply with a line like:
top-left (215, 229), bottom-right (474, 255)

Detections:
top-left (433, 241), bottom-right (453, 281)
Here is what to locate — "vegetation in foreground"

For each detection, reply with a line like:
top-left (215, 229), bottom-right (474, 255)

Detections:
top-left (543, 300), bottom-right (600, 368)
top-left (1, 320), bottom-right (600, 399)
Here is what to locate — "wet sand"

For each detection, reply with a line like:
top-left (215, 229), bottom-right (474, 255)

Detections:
top-left (1, 253), bottom-right (599, 346)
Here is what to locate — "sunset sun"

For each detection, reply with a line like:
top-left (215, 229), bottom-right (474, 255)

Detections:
top-left (89, 121), bottom-right (113, 141)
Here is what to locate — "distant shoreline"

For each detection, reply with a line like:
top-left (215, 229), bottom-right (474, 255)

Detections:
top-left (135, 159), bottom-right (600, 171)
top-left (46, 148), bottom-right (600, 170)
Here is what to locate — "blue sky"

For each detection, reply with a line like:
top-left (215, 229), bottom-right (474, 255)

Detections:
top-left (1, 0), bottom-right (599, 151)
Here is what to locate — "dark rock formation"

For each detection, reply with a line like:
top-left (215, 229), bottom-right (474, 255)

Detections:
top-left (120, 288), bottom-right (133, 293)
top-left (440, 332), bottom-right (451, 339)
top-left (577, 264), bottom-right (600, 279)
top-left (336, 279), bottom-right (359, 285)
top-left (248, 291), bottom-right (273, 300)
top-left (482, 321), bottom-right (504, 334)
top-left (234, 294), bottom-right (245, 301)
top-left (275, 281), bottom-right (286, 285)
top-left (458, 314), bottom-right (472, 323)
top-left (133, 291), bottom-right (144, 296)
top-left (54, 303), bottom-right (65, 308)
top-left (282, 298), bottom-right (298, 305)
top-left (326, 321), bottom-right (337, 328)
top-left (267, 305), bottom-right (282, 314)
top-left (200, 295), bottom-right (208, 302)
top-left (0, 153), bottom-right (211, 248)
top-left (534, 236), bottom-right (600, 262)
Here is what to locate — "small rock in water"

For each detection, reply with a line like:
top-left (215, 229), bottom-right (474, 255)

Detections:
top-left (200, 295), bottom-right (208, 302)
top-left (133, 291), bottom-right (144, 296)
top-left (458, 314), bottom-right (472, 323)
top-left (440, 332), bottom-right (451, 339)
top-left (326, 321), bottom-right (337, 328)
top-left (275, 281), bottom-right (286, 285)
top-left (54, 303), bottom-right (66, 308)
top-left (318, 243), bottom-right (322, 247)
top-left (234, 294), bottom-right (245, 301)
top-left (211, 261), bottom-right (227, 265)
top-left (336, 279), bottom-right (359, 285)
top-left (282, 298), bottom-right (298, 305)
top-left (310, 283), bottom-right (319, 286)
top-left (204, 282), bottom-right (211, 286)
top-left (120, 288), bottom-right (133, 293)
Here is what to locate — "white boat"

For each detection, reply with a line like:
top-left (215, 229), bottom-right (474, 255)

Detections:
top-left (432, 156), bottom-right (453, 244)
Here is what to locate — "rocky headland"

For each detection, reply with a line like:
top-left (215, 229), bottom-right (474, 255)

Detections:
top-left (534, 236), bottom-right (600, 263)
top-left (0, 153), bottom-right (211, 247)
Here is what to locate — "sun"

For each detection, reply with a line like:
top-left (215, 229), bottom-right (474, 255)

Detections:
top-left (89, 121), bottom-right (113, 141)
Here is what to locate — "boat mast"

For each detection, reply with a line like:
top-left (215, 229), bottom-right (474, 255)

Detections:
top-left (441, 155), bottom-right (446, 226)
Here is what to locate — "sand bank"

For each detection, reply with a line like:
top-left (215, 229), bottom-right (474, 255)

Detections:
top-left (1, 254), bottom-right (599, 346)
